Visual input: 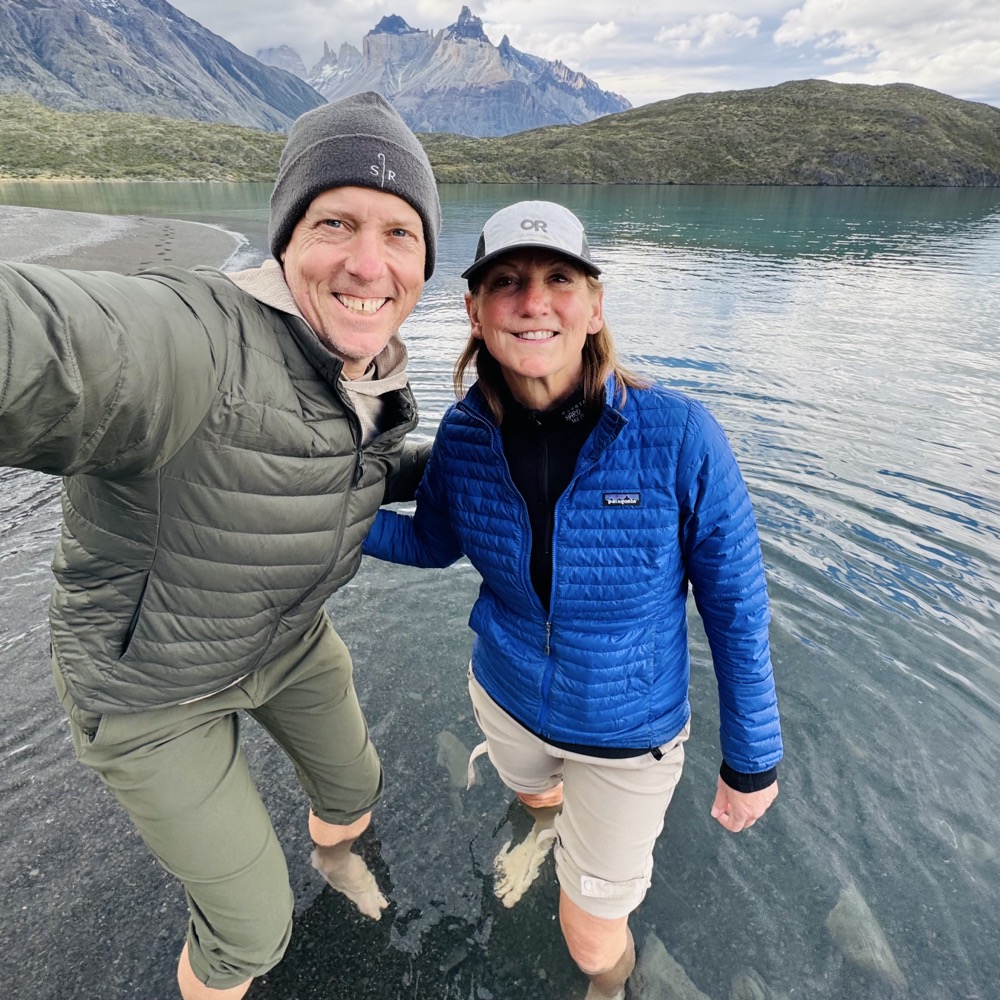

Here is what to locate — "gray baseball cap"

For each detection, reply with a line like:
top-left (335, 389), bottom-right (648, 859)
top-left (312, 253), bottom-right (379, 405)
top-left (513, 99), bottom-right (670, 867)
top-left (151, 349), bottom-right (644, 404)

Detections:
top-left (462, 200), bottom-right (601, 285)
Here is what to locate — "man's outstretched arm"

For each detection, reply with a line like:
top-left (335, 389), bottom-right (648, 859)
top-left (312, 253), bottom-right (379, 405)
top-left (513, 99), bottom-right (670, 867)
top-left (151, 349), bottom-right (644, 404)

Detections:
top-left (1, 263), bottom-right (219, 476)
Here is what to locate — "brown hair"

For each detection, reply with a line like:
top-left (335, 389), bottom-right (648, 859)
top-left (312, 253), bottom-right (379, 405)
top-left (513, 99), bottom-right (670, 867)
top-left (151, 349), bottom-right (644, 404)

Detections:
top-left (453, 273), bottom-right (647, 423)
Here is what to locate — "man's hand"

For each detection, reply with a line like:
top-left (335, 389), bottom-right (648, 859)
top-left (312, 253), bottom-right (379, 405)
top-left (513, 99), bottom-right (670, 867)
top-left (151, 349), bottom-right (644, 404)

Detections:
top-left (710, 776), bottom-right (778, 832)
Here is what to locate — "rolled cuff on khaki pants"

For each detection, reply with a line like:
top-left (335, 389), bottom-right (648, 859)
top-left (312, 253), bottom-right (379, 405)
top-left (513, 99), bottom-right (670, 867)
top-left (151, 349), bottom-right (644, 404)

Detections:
top-left (468, 670), bottom-right (688, 920)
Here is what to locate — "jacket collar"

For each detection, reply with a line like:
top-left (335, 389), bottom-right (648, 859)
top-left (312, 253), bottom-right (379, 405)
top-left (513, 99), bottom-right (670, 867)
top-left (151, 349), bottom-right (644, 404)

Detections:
top-left (463, 375), bottom-right (627, 451)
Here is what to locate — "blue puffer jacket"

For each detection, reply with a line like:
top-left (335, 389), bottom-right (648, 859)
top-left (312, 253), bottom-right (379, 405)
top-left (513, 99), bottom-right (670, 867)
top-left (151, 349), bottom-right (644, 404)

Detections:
top-left (364, 378), bottom-right (782, 774)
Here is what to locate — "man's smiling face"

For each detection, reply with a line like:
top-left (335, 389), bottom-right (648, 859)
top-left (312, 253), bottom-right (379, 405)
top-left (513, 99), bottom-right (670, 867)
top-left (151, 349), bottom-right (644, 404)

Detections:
top-left (281, 185), bottom-right (426, 378)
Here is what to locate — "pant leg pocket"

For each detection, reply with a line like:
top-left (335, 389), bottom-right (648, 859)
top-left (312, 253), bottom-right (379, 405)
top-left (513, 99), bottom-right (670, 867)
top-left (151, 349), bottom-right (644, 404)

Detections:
top-left (71, 705), bottom-right (105, 745)
top-left (52, 655), bottom-right (106, 750)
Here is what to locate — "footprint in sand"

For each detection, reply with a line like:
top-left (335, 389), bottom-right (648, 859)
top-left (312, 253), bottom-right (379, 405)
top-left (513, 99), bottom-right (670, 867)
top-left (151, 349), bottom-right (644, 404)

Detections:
top-left (493, 805), bottom-right (559, 908)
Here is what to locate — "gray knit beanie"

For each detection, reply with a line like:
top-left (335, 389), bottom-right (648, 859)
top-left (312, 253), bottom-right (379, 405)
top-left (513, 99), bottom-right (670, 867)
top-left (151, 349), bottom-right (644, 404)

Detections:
top-left (269, 91), bottom-right (441, 279)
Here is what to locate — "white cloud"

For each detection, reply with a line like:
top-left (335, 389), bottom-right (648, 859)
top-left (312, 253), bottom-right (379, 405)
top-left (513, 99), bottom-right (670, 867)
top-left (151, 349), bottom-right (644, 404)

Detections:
top-left (774, 0), bottom-right (1000, 101)
top-left (655, 13), bottom-right (762, 50)
top-left (495, 20), bottom-right (621, 67)
top-left (582, 22), bottom-right (621, 47)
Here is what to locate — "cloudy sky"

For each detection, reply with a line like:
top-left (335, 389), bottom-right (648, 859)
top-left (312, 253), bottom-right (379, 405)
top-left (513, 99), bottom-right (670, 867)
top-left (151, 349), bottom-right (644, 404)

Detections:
top-left (169, 0), bottom-right (1000, 109)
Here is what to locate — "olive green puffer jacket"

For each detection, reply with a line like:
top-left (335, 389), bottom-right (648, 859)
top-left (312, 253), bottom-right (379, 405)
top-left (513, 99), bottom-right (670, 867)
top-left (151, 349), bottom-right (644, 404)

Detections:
top-left (0, 262), bottom-right (423, 713)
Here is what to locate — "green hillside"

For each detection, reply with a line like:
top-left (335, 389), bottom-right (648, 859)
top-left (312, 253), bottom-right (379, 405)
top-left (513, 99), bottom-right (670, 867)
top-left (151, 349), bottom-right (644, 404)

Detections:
top-left (2, 80), bottom-right (999, 185)
top-left (0, 94), bottom-right (285, 180)
top-left (421, 80), bottom-right (1000, 185)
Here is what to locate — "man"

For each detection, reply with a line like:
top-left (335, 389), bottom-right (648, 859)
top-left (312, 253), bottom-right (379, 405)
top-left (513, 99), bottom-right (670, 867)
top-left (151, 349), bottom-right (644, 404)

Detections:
top-left (0, 91), bottom-right (440, 999)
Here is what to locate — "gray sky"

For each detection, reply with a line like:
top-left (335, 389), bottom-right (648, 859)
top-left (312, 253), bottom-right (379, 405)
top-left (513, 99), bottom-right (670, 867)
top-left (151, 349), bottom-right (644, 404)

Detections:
top-left (168, 0), bottom-right (1000, 109)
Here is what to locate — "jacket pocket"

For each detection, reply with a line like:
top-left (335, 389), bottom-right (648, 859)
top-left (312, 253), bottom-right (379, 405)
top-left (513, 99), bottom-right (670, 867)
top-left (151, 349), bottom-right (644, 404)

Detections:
top-left (119, 573), bottom-right (149, 658)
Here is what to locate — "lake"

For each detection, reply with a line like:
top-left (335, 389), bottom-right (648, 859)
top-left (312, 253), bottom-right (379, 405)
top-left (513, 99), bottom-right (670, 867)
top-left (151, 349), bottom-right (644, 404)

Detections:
top-left (1, 181), bottom-right (999, 1000)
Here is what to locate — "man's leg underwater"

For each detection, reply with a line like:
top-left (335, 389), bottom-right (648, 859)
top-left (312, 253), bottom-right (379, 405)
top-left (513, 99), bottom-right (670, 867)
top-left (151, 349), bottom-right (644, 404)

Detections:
top-left (308, 809), bottom-right (387, 919)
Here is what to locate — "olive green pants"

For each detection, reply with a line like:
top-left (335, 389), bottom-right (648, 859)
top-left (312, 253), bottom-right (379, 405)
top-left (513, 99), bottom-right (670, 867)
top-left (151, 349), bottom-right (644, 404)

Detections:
top-left (53, 611), bottom-right (382, 989)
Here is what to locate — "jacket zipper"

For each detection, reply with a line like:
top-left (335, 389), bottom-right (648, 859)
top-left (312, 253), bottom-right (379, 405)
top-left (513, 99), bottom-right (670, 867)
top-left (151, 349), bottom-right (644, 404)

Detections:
top-left (459, 396), bottom-right (613, 735)
top-left (459, 400), bottom-right (562, 733)
top-left (538, 433), bottom-right (610, 731)
top-left (537, 419), bottom-right (556, 727)
top-left (284, 379), bottom-right (365, 619)
top-left (255, 376), bottom-right (378, 641)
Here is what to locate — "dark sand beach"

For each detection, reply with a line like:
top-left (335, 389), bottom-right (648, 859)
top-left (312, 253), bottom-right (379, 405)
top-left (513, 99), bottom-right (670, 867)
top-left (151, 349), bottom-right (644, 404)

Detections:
top-left (0, 205), bottom-right (243, 272)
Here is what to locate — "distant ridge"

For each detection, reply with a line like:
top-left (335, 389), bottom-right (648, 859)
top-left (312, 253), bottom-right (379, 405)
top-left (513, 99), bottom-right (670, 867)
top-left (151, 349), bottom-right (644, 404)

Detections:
top-left (1, 81), bottom-right (997, 186)
top-left (0, 0), bottom-right (325, 130)
top-left (257, 6), bottom-right (631, 137)
top-left (421, 80), bottom-right (1000, 185)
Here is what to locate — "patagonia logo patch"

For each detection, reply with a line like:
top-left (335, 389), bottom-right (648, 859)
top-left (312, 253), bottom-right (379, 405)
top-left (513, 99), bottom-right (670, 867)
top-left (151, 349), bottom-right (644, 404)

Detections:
top-left (603, 491), bottom-right (641, 507)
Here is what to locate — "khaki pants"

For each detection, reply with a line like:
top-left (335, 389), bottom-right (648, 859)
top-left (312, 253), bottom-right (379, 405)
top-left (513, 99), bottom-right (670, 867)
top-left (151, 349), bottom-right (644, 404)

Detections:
top-left (53, 611), bottom-right (382, 989)
top-left (469, 671), bottom-right (688, 920)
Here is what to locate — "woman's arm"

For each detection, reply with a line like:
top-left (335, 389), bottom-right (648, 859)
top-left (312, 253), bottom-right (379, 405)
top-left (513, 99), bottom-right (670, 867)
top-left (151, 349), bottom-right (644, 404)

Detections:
top-left (363, 439), bottom-right (464, 568)
top-left (677, 400), bottom-right (783, 778)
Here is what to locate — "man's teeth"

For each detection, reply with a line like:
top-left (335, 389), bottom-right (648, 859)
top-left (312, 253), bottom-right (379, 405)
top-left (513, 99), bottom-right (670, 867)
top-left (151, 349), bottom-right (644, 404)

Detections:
top-left (515, 331), bottom-right (555, 340)
top-left (335, 294), bottom-right (387, 314)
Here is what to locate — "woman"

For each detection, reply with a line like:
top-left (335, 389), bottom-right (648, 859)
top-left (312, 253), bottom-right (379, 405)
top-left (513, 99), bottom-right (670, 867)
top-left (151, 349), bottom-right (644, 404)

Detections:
top-left (364, 200), bottom-right (782, 999)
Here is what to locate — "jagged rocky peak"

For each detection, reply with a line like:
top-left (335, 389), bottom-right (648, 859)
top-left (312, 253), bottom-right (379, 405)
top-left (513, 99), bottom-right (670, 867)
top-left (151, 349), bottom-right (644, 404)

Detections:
top-left (306, 5), bottom-right (631, 136)
top-left (446, 6), bottom-right (491, 44)
top-left (371, 14), bottom-right (420, 35)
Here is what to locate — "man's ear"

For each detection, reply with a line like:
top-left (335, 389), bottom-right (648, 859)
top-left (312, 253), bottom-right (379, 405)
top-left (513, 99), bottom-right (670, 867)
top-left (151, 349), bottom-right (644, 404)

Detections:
top-left (465, 291), bottom-right (484, 340)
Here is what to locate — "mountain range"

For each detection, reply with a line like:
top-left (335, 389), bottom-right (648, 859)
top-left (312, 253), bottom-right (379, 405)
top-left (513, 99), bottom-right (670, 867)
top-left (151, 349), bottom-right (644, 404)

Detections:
top-left (257, 7), bottom-right (632, 137)
top-left (1, 0), bottom-right (997, 187)
top-left (0, 0), bottom-right (324, 130)
top-left (0, 0), bottom-right (630, 138)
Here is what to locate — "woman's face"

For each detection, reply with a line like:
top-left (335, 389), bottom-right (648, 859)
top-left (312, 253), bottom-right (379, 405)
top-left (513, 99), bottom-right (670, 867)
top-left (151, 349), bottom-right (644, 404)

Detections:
top-left (466, 249), bottom-right (603, 409)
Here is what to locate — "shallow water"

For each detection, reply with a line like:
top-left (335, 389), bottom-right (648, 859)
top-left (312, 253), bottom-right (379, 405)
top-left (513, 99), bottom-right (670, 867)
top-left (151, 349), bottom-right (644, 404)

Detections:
top-left (1, 183), bottom-right (999, 1000)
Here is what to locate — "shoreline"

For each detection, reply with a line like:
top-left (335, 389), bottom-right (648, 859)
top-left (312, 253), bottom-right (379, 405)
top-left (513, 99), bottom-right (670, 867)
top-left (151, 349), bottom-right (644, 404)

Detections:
top-left (0, 205), bottom-right (245, 273)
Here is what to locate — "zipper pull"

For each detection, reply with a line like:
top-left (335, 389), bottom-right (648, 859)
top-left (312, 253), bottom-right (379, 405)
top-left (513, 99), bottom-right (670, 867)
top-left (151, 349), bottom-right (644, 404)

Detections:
top-left (545, 621), bottom-right (552, 656)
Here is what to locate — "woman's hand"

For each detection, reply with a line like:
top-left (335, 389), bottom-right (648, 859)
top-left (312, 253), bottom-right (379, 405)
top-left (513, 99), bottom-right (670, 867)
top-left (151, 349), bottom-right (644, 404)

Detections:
top-left (710, 776), bottom-right (778, 832)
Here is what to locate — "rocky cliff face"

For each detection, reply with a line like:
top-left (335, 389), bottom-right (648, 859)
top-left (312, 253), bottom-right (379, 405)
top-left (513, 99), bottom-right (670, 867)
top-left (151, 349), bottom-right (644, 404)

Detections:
top-left (0, 0), bottom-right (325, 130)
top-left (291, 6), bottom-right (631, 136)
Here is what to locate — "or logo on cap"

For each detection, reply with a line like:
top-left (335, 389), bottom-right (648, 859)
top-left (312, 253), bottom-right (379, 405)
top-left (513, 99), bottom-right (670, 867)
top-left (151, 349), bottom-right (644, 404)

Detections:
top-left (462, 199), bottom-right (600, 282)
top-left (370, 152), bottom-right (396, 187)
